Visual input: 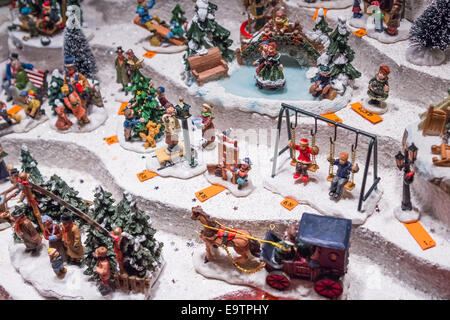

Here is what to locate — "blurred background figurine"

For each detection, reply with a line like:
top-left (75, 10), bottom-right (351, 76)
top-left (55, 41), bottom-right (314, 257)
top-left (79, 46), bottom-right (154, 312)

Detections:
top-left (2, 53), bottom-right (36, 104)
top-left (94, 246), bottom-right (113, 296)
top-left (115, 46), bottom-right (130, 95)
top-left (12, 206), bottom-right (42, 255)
top-left (0, 144), bottom-right (9, 182)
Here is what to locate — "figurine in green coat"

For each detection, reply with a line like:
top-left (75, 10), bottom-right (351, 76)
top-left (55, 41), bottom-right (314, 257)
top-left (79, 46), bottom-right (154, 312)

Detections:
top-left (115, 47), bottom-right (130, 95)
top-left (0, 144), bottom-right (9, 182)
top-left (368, 65), bottom-right (390, 106)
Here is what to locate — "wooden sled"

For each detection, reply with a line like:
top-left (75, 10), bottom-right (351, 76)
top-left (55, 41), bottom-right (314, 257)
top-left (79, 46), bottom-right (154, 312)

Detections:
top-left (431, 143), bottom-right (450, 167)
top-left (155, 143), bottom-right (185, 167)
top-left (133, 16), bottom-right (186, 46)
top-left (422, 105), bottom-right (448, 137)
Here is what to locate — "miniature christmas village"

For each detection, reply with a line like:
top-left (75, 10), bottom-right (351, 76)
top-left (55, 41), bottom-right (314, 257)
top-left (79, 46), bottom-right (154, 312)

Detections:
top-left (0, 0), bottom-right (449, 301)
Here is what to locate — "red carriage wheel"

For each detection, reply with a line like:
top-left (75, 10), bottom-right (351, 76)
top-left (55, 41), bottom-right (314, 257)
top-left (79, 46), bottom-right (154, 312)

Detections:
top-left (314, 276), bottom-right (343, 299)
top-left (266, 271), bottom-right (291, 291)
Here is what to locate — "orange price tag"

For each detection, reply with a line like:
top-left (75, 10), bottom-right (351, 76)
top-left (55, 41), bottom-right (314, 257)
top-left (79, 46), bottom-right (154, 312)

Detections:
top-left (7, 105), bottom-right (23, 114)
top-left (350, 102), bottom-right (383, 124)
top-left (403, 221), bottom-right (436, 250)
top-left (118, 102), bottom-right (128, 115)
top-left (312, 8), bottom-right (328, 20)
top-left (137, 170), bottom-right (158, 182)
top-left (321, 113), bottom-right (343, 127)
top-left (280, 198), bottom-right (299, 211)
top-left (353, 28), bottom-right (367, 37)
top-left (143, 51), bottom-right (157, 59)
top-left (195, 185), bottom-right (226, 202)
top-left (104, 135), bottom-right (119, 145)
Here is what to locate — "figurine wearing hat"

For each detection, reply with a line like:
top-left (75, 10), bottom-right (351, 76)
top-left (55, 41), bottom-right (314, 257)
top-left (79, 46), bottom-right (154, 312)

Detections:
top-left (21, 90), bottom-right (42, 119)
top-left (123, 108), bottom-right (145, 141)
top-left (94, 246), bottom-right (113, 295)
top-left (328, 152), bottom-right (359, 201)
top-left (2, 53), bottom-right (36, 104)
top-left (115, 47), bottom-right (130, 94)
top-left (62, 57), bottom-right (91, 108)
top-left (199, 103), bottom-right (215, 149)
top-left (310, 64), bottom-right (332, 98)
top-left (12, 207), bottom-right (42, 254)
top-left (48, 248), bottom-right (67, 278)
top-left (42, 215), bottom-right (66, 261)
top-left (235, 157), bottom-right (252, 190)
top-left (61, 212), bottom-right (85, 265)
top-left (162, 106), bottom-right (181, 154)
top-left (125, 49), bottom-right (143, 81)
top-left (1, 101), bottom-right (22, 125)
top-left (289, 138), bottom-right (319, 182)
top-left (368, 65), bottom-right (390, 107)
top-left (157, 86), bottom-right (171, 108)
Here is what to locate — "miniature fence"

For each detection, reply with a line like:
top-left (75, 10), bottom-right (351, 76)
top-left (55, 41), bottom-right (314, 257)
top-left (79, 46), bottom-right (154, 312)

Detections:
top-left (114, 273), bottom-right (150, 294)
top-left (271, 104), bottom-right (380, 212)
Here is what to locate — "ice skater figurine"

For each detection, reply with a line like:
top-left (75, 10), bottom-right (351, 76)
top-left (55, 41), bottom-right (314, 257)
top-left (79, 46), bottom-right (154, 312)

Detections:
top-left (289, 138), bottom-right (319, 182)
top-left (352, 0), bottom-right (363, 18)
top-left (368, 65), bottom-right (390, 107)
top-left (328, 152), bottom-right (358, 201)
top-left (48, 248), bottom-right (67, 279)
top-left (234, 157), bottom-right (252, 190)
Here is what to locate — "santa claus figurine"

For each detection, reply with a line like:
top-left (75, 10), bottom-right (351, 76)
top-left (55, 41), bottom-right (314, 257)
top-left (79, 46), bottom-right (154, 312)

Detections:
top-left (289, 138), bottom-right (319, 182)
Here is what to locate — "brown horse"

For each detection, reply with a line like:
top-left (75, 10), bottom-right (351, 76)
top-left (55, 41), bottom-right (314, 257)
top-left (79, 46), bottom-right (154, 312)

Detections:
top-left (191, 206), bottom-right (260, 264)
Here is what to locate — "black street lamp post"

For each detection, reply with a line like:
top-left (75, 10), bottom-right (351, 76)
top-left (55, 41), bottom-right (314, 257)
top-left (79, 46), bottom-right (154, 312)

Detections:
top-left (395, 143), bottom-right (418, 211)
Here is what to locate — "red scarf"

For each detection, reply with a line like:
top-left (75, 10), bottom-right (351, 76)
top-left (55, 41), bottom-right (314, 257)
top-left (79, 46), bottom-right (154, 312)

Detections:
top-left (62, 223), bottom-right (73, 245)
top-left (14, 216), bottom-right (26, 234)
top-left (17, 178), bottom-right (38, 206)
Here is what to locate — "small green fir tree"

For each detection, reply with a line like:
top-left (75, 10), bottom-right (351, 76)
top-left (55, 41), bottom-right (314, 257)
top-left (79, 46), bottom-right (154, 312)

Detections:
top-left (19, 145), bottom-right (44, 185)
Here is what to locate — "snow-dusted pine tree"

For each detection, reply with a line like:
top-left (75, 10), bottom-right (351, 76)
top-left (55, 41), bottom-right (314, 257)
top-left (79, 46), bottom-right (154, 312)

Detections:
top-left (63, 5), bottom-right (97, 79)
top-left (307, 8), bottom-right (332, 49)
top-left (170, 3), bottom-right (187, 25)
top-left (19, 145), bottom-right (44, 185)
top-left (47, 69), bottom-right (65, 113)
top-left (184, 0), bottom-right (235, 70)
top-left (406, 0), bottom-right (449, 66)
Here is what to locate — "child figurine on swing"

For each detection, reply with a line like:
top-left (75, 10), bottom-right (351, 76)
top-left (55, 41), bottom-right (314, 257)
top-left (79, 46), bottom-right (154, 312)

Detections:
top-left (289, 138), bottom-right (319, 182)
top-left (328, 152), bottom-right (359, 201)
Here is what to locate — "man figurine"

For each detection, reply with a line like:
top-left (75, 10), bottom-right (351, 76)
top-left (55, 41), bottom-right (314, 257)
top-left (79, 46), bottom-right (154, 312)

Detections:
top-left (62, 57), bottom-right (91, 108)
top-left (16, 172), bottom-right (44, 232)
top-left (21, 90), bottom-right (42, 119)
top-left (352, 0), bottom-right (363, 18)
top-left (289, 138), bottom-right (319, 182)
top-left (115, 47), bottom-right (130, 94)
top-left (162, 106), bottom-right (181, 154)
top-left (328, 152), bottom-right (359, 201)
top-left (63, 92), bottom-right (90, 126)
top-left (310, 65), bottom-right (332, 98)
top-left (61, 212), bottom-right (84, 265)
top-left (42, 215), bottom-right (66, 261)
top-left (125, 49), bottom-right (143, 82)
top-left (0, 144), bottom-right (10, 182)
top-left (368, 65), bottom-right (390, 107)
top-left (123, 108), bottom-right (145, 141)
top-left (2, 53), bottom-right (36, 104)
top-left (199, 103), bottom-right (215, 149)
top-left (12, 207), bottom-right (42, 255)
top-left (47, 248), bottom-right (67, 278)
top-left (94, 246), bottom-right (113, 296)
top-left (235, 158), bottom-right (252, 190)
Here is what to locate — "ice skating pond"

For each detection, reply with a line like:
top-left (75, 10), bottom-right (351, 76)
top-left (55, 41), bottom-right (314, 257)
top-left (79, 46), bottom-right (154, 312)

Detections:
top-left (219, 56), bottom-right (316, 101)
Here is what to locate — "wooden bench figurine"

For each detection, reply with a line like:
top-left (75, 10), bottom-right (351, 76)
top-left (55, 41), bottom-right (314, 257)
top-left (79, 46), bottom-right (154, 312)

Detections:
top-left (188, 47), bottom-right (229, 86)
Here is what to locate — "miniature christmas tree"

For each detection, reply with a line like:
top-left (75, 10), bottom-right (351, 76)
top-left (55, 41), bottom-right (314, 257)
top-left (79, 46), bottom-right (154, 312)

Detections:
top-left (407, 0), bottom-right (449, 66)
top-left (114, 193), bottom-right (163, 278)
top-left (184, 0), bottom-right (235, 70)
top-left (326, 17), bottom-right (361, 81)
top-left (125, 70), bottom-right (165, 139)
top-left (63, 4), bottom-right (97, 79)
top-left (82, 186), bottom-right (118, 282)
top-left (313, 9), bottom-right (332, 35)
top-left (19, 145), bottom-right (44, 185)
top-left (47, 69), bottom-right (65, 113)
top-left (170, 3), bottom-right (187, 25)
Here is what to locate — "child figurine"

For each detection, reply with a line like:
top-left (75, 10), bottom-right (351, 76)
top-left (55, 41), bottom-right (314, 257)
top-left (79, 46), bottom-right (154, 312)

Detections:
top-left (352, 0), bottom-right (363, 18)
top-left (110, 227), bottom-right (126, 274)
top-left (48, 248), bottom-right (67, 279)
top-left (0, 144), bottom-right (9, 182)
top-left (157, 86), bottom-right (172, 108)
top-left (54, 101), bottom-right (73, 131)
top-left (367, 65), bottom-right (390, 108)
top-left (123, 108), bottom-right (145, 141)
top-left (42, 215), bottom-right (66, 262)
top-left (162, 106), bottom-right (181, 154)
top-left (115, 47), bottom-right (130, 95)
top-left (21, 90), bottom-right (42, 119)
top-left (310, 65), bottom-right (332, 98)
top-left (289, 138), bottom-right (319, 182)
top-left (94, 246), bottom-right (113, 296)
top-left (253, 42), bottom-right (285, 90)
top-left (1, 101), bottom-right (21, 125)
top-left (136, 0), bottom-right (163, 28)
top-left (372, 4), bottom-right (384, 33)
top-left (61, 212), bottom-right (84, 265)
top-left (235, 158), bottom-right (252, 190)
top-left (63, 92), bottom-right (90, 126)
top-left (328, 152), bottom-right (358, 201)
top-left (200, 103), bottom-right (215, 149)
top-left (273, 9), bottom-right (289, 34)
top-left (12, 207), bottom-right (42, 255)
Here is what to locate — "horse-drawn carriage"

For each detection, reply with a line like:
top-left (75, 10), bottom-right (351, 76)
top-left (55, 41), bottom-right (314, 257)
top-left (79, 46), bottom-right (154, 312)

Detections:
top-left (261, 213), bottom-right (352, 299)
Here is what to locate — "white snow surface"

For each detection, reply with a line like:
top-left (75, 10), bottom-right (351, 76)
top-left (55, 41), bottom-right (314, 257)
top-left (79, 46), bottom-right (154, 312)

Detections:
top-left (348, 15), bottom-right (412, 44)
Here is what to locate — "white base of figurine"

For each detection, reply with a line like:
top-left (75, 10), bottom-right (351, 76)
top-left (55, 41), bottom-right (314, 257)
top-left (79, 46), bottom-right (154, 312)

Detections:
top-left (393, 205), bottom-right (420, 224)
top-left (112, 90), bottom-right (132, 103)
top-left (48, 105), bottom-right (108, 134)
top-left (143, 45), bottom-right (187, 54)
top-left (263, 155), bottom-right (383, 225)
top-left (0, 111), bottom-right (48, 137)
top-left (192, 246), bottom-right (349, 300)
top-left (405, 45), bottom-right (447, 67)
top-left (348, 16), bottom-right (412, 44)
top-left (8, 237), bottom-right (165, 300)
top-left (294, 0), bottom-right (353, 9)
top-left (116, 119), bottom-right (165, 154)
top-left (362, 99), bottom-right (388, 115)
top-left (203, 172), bottom-right (256, 198)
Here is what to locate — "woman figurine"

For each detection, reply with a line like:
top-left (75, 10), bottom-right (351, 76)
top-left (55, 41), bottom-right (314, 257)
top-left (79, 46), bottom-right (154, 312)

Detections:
top-left (253, 42), bottom-right (285, 90)
top-left (367, 65), bottom-right (390, 108)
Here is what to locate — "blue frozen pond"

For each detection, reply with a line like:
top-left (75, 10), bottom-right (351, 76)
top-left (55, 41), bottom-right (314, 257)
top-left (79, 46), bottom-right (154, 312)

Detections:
top-left (219, 55), bottom-right (316, 101)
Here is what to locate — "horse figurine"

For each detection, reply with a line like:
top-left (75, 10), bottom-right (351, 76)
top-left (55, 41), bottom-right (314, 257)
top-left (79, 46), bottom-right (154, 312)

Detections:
top-left (191, 206), bottom-right (261, 265)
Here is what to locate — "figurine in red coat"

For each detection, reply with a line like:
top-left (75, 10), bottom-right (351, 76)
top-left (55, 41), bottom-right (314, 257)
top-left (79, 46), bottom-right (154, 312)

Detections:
top-left (289, 138), bottom-right (319, 181)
